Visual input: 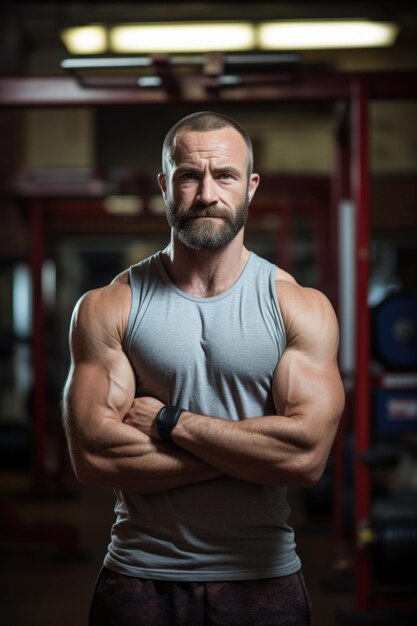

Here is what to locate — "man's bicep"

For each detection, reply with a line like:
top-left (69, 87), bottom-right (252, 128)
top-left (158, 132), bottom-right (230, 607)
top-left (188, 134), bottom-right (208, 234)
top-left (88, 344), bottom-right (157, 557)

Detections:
top-left (66, 354), bottom-right (135, 427)
top-left (272, 292), bottom-right (344, 443)
top-left (273, 347), bottom-right (343, 424)
top-left (63, 316), bottom-right (137, 478)
top-left (64, 291), bottom-right (136, 427)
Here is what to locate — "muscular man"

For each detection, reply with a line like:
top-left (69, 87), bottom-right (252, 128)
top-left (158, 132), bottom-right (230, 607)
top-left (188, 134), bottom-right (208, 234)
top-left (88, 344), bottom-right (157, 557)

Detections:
top-left (62, 111), bottom-right (344, 626)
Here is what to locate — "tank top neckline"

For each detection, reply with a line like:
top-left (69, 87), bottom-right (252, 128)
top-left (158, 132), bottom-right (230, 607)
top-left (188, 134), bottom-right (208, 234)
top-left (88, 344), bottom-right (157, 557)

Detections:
top-left (154, 250), bottom-right (254, 303)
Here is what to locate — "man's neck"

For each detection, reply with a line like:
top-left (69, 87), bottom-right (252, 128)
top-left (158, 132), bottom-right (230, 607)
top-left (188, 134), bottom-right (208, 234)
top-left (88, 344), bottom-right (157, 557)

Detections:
top-left (161, 232), bottom-right (248, 298)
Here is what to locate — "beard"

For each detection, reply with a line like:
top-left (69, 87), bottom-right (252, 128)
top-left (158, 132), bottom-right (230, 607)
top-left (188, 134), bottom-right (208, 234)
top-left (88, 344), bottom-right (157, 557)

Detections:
top-left (166, 195), bottom-right (250, 251)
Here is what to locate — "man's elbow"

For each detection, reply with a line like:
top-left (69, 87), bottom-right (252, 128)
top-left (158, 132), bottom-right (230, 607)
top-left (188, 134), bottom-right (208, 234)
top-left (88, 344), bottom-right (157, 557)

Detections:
top-left (69, 450), bottom-right (156, 494)
top-left (296, 452), bottom-right (328, 487)
top-left (70, 458), bottom-right (95, 486)
top-left (297, 466), bottom-right (324, 487)
top-left (68, 448), bottom-right (105, 487)
top-left (272, 448), bottom-right (327, 487)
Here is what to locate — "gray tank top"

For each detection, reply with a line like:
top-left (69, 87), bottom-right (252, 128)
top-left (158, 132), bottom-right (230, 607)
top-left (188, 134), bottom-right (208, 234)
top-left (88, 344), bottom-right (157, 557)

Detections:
top-left (104, 250), bottom-right (301, 580)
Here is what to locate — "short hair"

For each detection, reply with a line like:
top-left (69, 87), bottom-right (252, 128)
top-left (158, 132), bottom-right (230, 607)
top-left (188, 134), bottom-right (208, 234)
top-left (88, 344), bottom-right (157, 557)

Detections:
top-left (162, 111), bottom-right (254, 176)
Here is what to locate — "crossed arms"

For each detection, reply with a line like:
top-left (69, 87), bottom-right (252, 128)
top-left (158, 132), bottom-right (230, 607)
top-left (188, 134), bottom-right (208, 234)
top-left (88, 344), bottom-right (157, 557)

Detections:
top-left (62, 276), bottom-right (345, 494)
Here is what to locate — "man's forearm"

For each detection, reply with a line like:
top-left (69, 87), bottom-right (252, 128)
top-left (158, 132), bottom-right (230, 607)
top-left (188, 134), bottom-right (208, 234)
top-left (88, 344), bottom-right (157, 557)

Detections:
top-left (171, 411), bottom-right (312, 486)
top-left (126, 396), bottom-right (319, 486)
top-left (123, 389), bottom-right (341, 487)
top-left (69, 416), bottom-right (222, 493)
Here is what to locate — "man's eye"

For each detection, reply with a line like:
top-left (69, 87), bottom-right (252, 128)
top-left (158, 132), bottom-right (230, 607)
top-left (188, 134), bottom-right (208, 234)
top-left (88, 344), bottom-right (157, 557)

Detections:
top-left (219, 173), bottom-right (233, 180)
top-left (181, 172), bottom-right (199, 180)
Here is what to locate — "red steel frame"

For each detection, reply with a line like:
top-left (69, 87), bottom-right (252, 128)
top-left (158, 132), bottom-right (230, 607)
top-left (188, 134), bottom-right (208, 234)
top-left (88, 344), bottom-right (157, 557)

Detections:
top-left (30, 200), bottom-right (48, 489)
top-left (330, 103), bottom-right (351, 564)
top-left (0, 71), bottom-right (416, 106)
top-left (351, 78), bottom-right (372, 611)
top-left (1, 69), bottom-right (416, 613)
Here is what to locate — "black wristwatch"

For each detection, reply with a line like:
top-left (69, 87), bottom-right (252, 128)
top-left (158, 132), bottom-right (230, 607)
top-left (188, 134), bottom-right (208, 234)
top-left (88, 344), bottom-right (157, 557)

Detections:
top-left (156, 405), bottom-right (185, 442)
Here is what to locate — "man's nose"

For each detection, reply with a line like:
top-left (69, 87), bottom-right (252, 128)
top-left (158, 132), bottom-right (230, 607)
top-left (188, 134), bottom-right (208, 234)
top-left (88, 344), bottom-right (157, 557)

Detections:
top-left (196, 175), bottom-right (217, 206)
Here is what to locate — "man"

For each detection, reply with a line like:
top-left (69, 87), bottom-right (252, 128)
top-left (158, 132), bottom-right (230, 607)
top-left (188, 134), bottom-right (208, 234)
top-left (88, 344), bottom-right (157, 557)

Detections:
top-left (63, 111), bottom-right (344, 625)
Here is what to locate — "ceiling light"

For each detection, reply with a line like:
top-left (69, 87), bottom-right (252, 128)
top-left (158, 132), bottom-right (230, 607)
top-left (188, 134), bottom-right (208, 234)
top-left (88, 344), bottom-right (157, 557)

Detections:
top-left (61, 20), bottom-right (399, 56)
top-left (259, 20), bottom-right (399, 50)
top-left (61, 25), bottom-right (107, 54)
top-left (61, 57), bottom-right (152, 70)
top-left (110, 23), bottom-right (255, 53)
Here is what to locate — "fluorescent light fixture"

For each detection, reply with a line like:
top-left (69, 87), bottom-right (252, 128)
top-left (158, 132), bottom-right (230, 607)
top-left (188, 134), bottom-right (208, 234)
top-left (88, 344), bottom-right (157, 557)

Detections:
top-left (110, 23), bottom-right (255, 53)
top-left (259, 20), bottom-right (399, 50)
top-left (61, 25), bottom-right (107, 54)
top-left (61, 20), bottom-right (399, 55)
top-left (61, 57), bottom-right (152, 70)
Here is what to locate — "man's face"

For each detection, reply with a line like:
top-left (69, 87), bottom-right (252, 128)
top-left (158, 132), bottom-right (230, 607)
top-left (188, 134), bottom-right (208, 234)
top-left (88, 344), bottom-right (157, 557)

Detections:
top-left (159, 127), bottom-right (259, 250)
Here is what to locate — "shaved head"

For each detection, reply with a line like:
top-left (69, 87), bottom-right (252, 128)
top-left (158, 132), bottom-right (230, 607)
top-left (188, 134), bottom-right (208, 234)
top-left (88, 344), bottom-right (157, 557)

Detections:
top-left (162, 111), bottom-right (254, 178)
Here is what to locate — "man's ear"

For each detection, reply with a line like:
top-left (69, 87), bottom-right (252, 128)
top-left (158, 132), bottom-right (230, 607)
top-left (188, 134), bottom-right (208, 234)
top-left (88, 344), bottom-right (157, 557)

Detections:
top-left (248, 173), bottom-right (260, 203)
top-left (158, 172), bottom-right (167, 196)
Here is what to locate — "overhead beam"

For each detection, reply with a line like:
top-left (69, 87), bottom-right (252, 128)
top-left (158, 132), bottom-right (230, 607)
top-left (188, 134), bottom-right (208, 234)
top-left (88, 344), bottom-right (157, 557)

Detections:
top-left (1, 71), bottom-right (416, 107)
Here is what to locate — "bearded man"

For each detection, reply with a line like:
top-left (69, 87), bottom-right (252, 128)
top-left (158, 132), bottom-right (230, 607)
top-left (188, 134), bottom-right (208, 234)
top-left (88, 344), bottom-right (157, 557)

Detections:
top-left (63, 111), bottom-right (344, 626)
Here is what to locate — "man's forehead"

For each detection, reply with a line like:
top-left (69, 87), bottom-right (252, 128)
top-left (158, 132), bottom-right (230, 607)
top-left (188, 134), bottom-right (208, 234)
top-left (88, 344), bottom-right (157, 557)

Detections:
top-left (168, 127), bottom-right (248, 165)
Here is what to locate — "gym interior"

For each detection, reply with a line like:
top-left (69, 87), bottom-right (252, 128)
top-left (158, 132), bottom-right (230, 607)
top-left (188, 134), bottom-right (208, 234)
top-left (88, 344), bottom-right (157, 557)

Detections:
top-left (1, 2), bottom-right (417, 624)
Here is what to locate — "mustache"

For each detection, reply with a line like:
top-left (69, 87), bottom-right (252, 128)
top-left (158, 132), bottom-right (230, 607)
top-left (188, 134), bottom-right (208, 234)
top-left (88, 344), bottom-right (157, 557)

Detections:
top-left (182, 207), bottom-right (232, 221)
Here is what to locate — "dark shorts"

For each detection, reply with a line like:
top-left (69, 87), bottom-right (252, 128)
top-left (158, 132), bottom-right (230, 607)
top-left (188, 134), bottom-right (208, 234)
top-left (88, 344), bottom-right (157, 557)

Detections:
top-left (89, 566), bottom-right (313, 626)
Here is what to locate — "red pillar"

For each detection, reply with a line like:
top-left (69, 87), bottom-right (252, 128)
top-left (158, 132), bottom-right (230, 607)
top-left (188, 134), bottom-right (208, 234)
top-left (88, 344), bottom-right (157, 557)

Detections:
top-left (30, 200), bottom-right (47, 489)
top-left (330, 104), bottom-right (352, 560)
top-left (351, 78), bottom-right (372, 610)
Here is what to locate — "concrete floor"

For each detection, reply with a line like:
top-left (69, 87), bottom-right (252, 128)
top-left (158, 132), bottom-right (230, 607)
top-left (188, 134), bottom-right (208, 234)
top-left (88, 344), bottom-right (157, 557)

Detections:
top-left (14, 468), bottom-right (414, 625)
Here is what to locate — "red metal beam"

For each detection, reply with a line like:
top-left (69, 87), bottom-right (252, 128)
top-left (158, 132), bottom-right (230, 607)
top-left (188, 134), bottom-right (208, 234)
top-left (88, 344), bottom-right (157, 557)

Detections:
top-left (1, 71), bottom-right (416, 108)
top-left (0, 77), bottom-right (172, 107)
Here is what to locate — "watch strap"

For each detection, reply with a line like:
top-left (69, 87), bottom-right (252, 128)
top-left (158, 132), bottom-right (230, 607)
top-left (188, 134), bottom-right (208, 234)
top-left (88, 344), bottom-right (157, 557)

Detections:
top-left (156, 405), bottom-right (185, 442)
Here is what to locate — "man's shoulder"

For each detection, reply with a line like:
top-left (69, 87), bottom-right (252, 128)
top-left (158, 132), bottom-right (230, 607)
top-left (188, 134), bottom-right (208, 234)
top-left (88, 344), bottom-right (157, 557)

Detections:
top-left (273, 266), bottom-right (332, 309)
top-left (274, 277), bottom-right (338, 344)
top-left (79, 277), bottom-right (131, 310)
top-left (72, 279), bottom-right (132, 344)
top-left (274, 266), bottom-right (298, 286)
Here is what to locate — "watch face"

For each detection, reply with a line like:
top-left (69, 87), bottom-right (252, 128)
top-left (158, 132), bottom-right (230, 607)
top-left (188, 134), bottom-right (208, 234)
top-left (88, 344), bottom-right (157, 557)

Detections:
top-left (157, 406), bottom-right (182, 442)
top-left (159, 409), bottom-right (170, 424)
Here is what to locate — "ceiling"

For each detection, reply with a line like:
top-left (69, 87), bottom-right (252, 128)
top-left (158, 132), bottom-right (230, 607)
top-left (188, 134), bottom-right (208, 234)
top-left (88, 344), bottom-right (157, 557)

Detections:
top-left (1, 1), bottom-right (417, 77)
